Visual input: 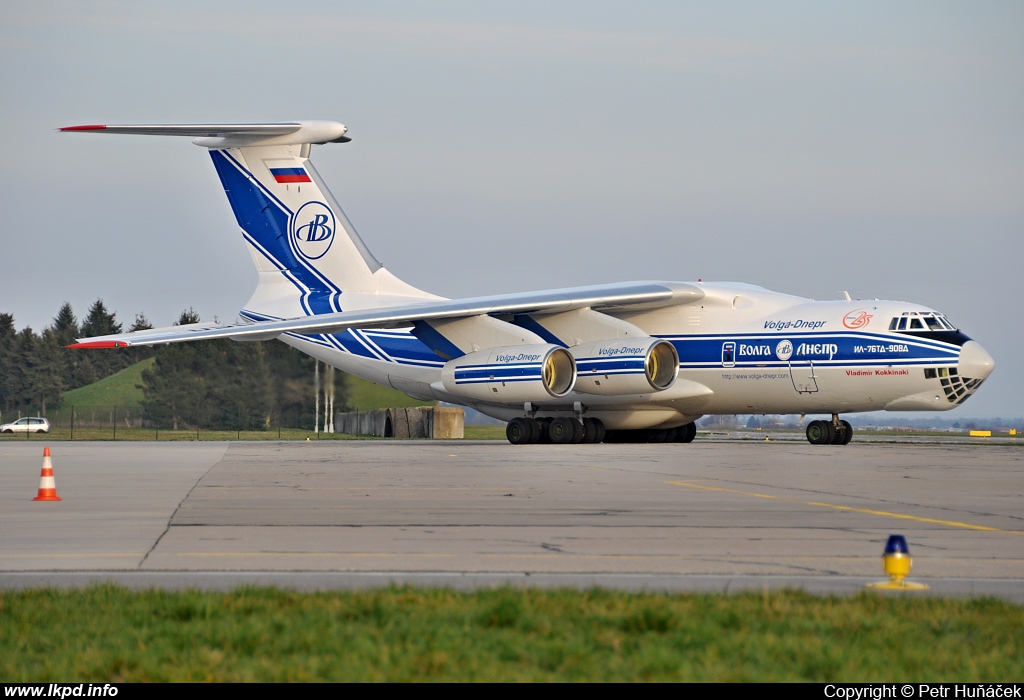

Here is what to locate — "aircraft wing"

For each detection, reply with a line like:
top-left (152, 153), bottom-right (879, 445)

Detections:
top-left (70, 281), bottom-right (703, 348)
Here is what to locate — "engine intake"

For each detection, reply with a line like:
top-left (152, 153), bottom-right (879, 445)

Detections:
top-left (572, 337), bottom-right (679, 395)
top-left (441, 344), bottom-right (576, 403)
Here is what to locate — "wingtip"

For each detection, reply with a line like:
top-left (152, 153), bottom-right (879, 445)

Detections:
top-left (67, 340), bottom-right (130, 349)
top-left (59, 124), bottom-right (107, 132)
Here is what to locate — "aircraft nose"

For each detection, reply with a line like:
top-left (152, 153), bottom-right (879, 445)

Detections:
top-left (958, 341), bottom-right (995, 381)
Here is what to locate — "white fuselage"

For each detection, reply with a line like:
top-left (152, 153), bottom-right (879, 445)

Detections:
top-left (273, 282), bottom-right (990, 430)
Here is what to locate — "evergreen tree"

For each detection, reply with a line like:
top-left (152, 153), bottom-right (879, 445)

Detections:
top-left (80, 299), bottom-right (121, 337)
top-left (51, 303), bottom-right (79, 346)
top-left (217, 340), bottom-right (273, 431)
top-left (79, 299), bottom-right (137, 378)
top-left (32, 328), bottom-right (66, 414)
top-left (129, 313), bottom-right (153, 332)
top-left (140, 309), bottom-right (205, 429)
top-left (6, 328), bottom-right (35, 413)
top-left (50, 302), bottom-right (82, 388)
top-left (0, 314), bottom-right (15, 412)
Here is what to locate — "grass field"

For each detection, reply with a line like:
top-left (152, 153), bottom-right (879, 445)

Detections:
top-left (1, 586), bottom-right (1020, 681)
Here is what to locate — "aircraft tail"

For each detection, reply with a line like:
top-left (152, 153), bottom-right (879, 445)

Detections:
top-left (61, 121), bottom-right (436, 320)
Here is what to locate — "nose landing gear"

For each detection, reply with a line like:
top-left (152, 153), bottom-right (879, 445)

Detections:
top-left (806, 414), bottom-right (853, 445)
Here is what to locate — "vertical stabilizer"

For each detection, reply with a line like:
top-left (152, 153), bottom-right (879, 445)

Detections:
top-left (61, 121), bottom-right (438, 321)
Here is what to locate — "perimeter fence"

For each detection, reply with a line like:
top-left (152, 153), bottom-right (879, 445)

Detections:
top-left (0, 404), bottom-right (336, 441)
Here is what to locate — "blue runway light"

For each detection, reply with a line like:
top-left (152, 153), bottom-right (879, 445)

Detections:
top-left (868, 533), bottom-right (929, 591)
top-left (884, 534), bottom-right (909, 555)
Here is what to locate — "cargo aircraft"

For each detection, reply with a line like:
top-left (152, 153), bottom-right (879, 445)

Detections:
top-left (61, 121), bottom-right (995, 445)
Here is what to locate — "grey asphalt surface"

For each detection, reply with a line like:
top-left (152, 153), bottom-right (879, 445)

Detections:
top-left (1, 439), bottom-right (1021, 600)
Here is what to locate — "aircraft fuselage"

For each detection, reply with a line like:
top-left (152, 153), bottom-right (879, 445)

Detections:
top-left (274, 282), bottom-right (992, 430)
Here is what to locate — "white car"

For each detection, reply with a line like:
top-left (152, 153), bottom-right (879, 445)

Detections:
top-left (1, 417), bottom-right (51, 434)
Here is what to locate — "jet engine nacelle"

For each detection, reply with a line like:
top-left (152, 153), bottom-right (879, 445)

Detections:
top-left (441, 344), bottom-right (576, 403)
top-left (571, 337), bottom-right (679, 395)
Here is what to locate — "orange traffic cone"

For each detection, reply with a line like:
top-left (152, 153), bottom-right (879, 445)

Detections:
top-left (32, 447), bottom-right (61, 501)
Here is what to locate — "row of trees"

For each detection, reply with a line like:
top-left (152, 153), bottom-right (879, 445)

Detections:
top-left (0, 300), bottom-right (148, 415)
top-left (0, 302), bottom-right (346, 430)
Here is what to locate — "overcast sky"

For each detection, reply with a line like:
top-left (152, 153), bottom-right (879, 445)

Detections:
top-left (1, 1), bottom-right (1020, 417)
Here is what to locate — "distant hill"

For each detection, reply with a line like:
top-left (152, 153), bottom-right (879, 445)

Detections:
top-left (62, 357), bottom-right (153, 408)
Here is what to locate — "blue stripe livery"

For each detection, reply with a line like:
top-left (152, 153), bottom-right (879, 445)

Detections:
top-left (210, 150), bottom-right (340, 315)
top-left (411, 321), bottom-right (467, 361)
top-left (455, 362), bottom-right (543, 384)
top-left (665, 332), bottom-right (960, 369)
top-left (576, 356), bottom-right (647, 376)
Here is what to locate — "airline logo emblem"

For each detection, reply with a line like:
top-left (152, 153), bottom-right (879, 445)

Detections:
top-left (843, 309), bottom-right (873, 329)
top-left (270, 167), bottom-right (311, 184)
top-left (291, 202), bottom-right (335, 260)
top-left (776, 340), bottom-right (793, 361)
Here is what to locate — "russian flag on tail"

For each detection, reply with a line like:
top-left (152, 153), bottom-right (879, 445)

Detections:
top-left (270, 167), bottom-right (311, 183)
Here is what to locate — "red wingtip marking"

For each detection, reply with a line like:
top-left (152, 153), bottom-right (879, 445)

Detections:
top-left (68, 341), bottom-right (129, 349)
top-left (60, 124), bottom-right (107, 132)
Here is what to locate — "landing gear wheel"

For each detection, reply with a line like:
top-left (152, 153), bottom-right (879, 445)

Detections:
top-left (506, 417), bottom-right (533, 445)
top-left (806, 420), bottom-right (835, 445)
top-left (535, 418), bottom-right (552, 443)
top-left (549, 417), bottom-right (578, 445)
top-left (525, 417), bottom-right (541, 443)
top-left (569, 418), bottom-right (585, 444)
top-left (582, 418), bottom-right (605, 444)
top-left (674, 423), bottom-right (697, 443)
top-left (649, 429), bottom-right (670, 443)
top-left (839, 419), bottom-right (853, 445)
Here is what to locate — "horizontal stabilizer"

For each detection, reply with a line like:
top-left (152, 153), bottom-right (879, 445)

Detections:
top-left (60, 121), bottom-right (350, 147)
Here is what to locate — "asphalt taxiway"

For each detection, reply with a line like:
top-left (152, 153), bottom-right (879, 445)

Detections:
top-left (1, 439), bottom-right (1021, 600)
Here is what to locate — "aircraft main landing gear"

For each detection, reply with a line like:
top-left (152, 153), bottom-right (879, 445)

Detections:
top-left (506, 416), bottom-right (606, 444)
top-left (806, 415), bottom-right (853, 445)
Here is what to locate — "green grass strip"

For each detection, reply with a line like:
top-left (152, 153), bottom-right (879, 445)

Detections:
top-left (1, 586), bottom-right (1021, 681)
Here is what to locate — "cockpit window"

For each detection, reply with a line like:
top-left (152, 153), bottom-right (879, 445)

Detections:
top-left (888, 312), bottom-right (957, 333)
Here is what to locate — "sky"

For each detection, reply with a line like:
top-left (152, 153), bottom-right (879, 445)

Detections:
top-left (1, 1), bottom-right (1021, 417)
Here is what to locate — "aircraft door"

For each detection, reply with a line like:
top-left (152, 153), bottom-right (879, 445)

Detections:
top-left (789, 361), bottom-right (819, 393)
top-left (775, 338), bottom-right (819, 394)
top-left (721, 342), bottom-right (736, 368)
